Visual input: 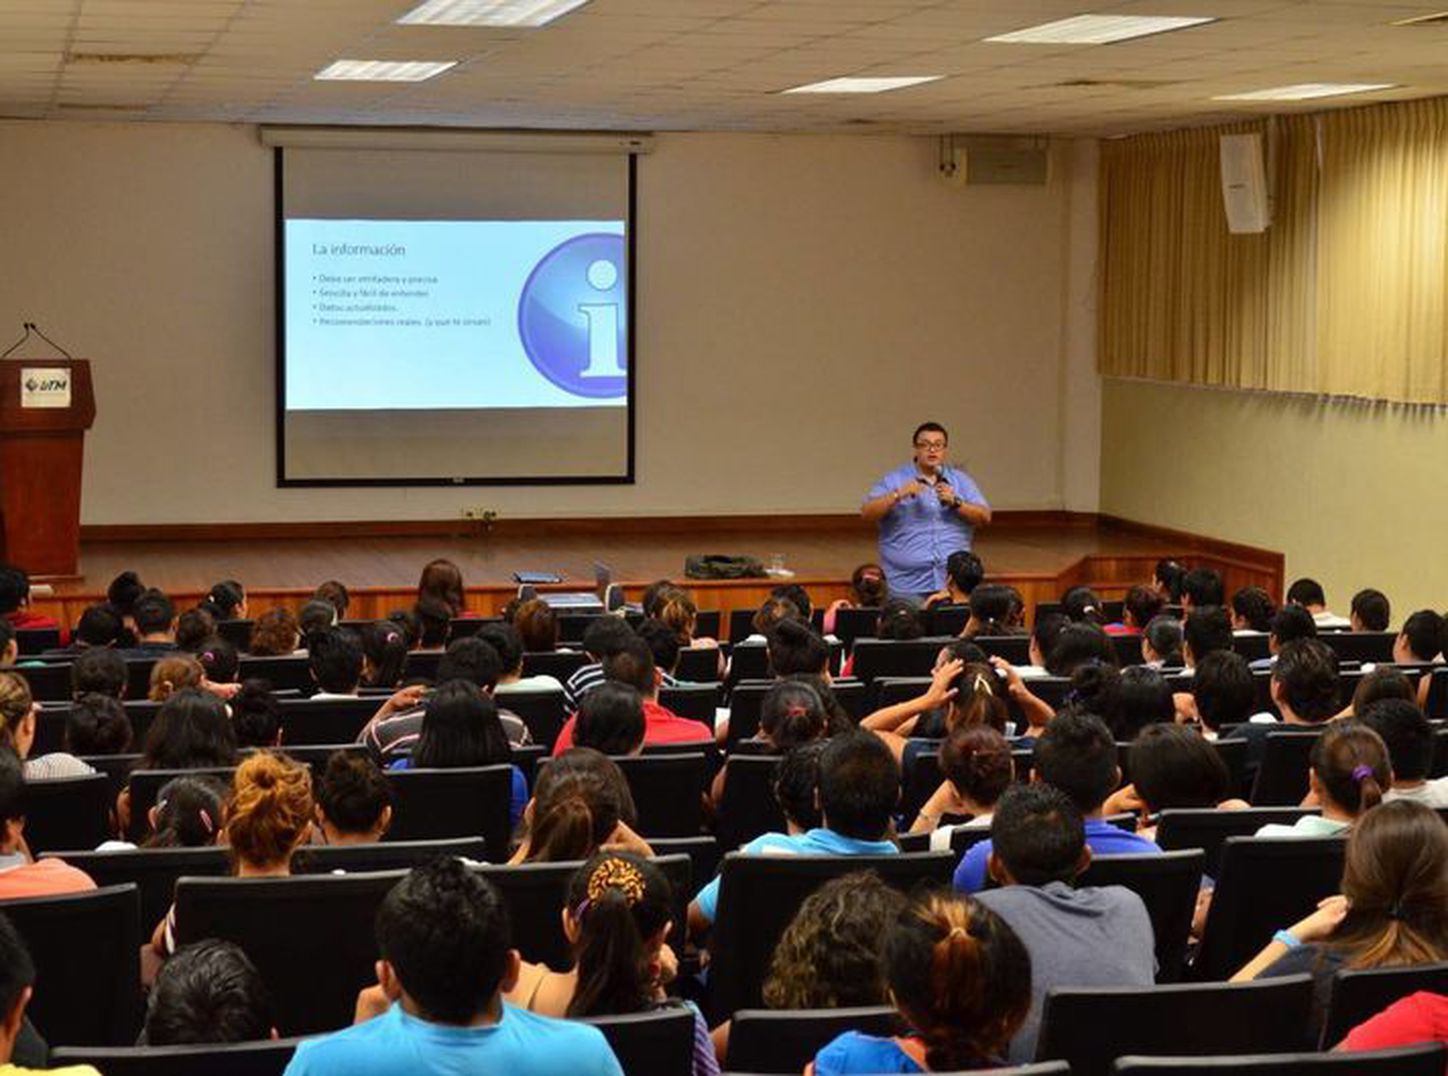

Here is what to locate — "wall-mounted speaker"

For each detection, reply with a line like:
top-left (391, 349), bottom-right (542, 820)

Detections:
top-left (1220, 133), bottom-right (1271, 234)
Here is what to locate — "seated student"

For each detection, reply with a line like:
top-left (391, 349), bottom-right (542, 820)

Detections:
top-left (386, 680), bottom-right (526, 827)
top-left (1339, 991), bottom-right (1448, 1055)
top-left (552, 638), bottom-right (710, 757)
top-left (1153, 559), bottom-right (1186, 604)
top-left (286, 859), bottom-right (623, 1076)
top-left (1256, 719), bottom-right (1390, 837)
top-left (231, 681), bottom-right (282, 749)
top-left (136, 774), bottom-right (228, 849)
top-left (41, 604), bottom-right (120, 658)
top-left (418, 559), bottom-right (468, 620)
top-left (155, 751), bottom-right (314, 958)
top-left (315, 753), bottom-right (393, 845)
top-left (1106, 584), bottom-right (1164, 637)
top-left (1234, 801), bottom-right (1448, 1035)
top-left (1104, 723), bottom-right (1249, 840)
top-left (0, 673), bottom-right (93, 781)
top-left (690, 731), bottom-right (899, 939)
top-left (564, 618), bottom-right (650, 711)
top-left (1350, 588), bottom-right (1392, 634)
top-left (175, 608), bottom-right (217, 654)
top-left (1343, 666), bottom-right (1417, 718)
top-left (307, 628), bottom-right (365, 700)
top-left (1140, 614), bottom-right (1184, 670)
top-left (196, 637), bottom-right (240, 687)
top-left (1287, 577), bottom-right (1351, 630)
top-left (123, 589), bottom-right (180, 658)
top-left (313, 580), bottom-right (350, 622)
top-left (1230, 586), bottom-right (1277, 634)
top-left (141, 938), bottom-right (275, 1046)
top-left (0, 750), bottom-right (96, 899)
top-left (1086, 664), bottom-right (1175, 742)
top-left (1182, 606), bottom-right (1233, 671)
top-left (106, 570), bottom-right (146, 647)
top-left (358, 622), bottom-right (409, 690)
top-left (1248, 602), bottom-right (1318, 671)
top-left (481, 623), bottom-right (563, 695)
top-left (959, 583), bottom-right (1025, 638)
top-left (1061, 586), bottom-right (1106, 626)
top-left (573, 683), bottom-right (646, 756)
top-left (807, 892), bottom-right (1031, 1075)
top-left (710, 678), bottom-right (831, 809)
top-left (1394, 609), bottom-right (1444, 665)
top-left (770, 740), bottom-right (829, 836)
top-left (836, 599), bottom-right (924, 681)
top-left (248, 607), bottom-right (301, 657)
top-left (70, 646), bottom-right (126, 701)
top-left (658, 590), bottom-right (722, 660)
top-left (0, 912), bottom-right (101, 1076)
top-left (506, 853), bottom-right (718, 1076)
top-left (953, 710), bottom-right (1159, 894)
top-left (1225, 638), bottom-right (1341, 771)
top-left (922, 551), bottom-right (977, 611)
top-left (0, 624), bottom-right (14, 669)
top-left (117, 688), bottom-right (239, 836)
top-left (364, 637), bottom-right (530, 763)
top-left (63, 693), bottom-right (133, 758)
top-left (0, 565), bottom-right (61, 637)
top-left (978, 783), bottom-right (1155, 1063)
top-left (763, 618), bottom-right (832, 680)
top-left (1180, 567), bottom-right (1225, 612)
top-left (148, 655), bottom-right (204, 702)
top-left (738, 594), bottom-right (802, 647)
top-left (509, 749), bottom-right (650, 865)
top-left (1020, 613), bottom-right (1068, 678)
top-left (861, 656), bottom-right (1003, 761)
top-left (909, 724), bottom-right (1014, 848)
top-left (1044, 622), bottom-right (1116, 677)
top-left (299, 599), bottom-right (341, 641)
top-left (200, 579), bottom-right (248, 623)
top-left (636, 618), bottom-right (686, 686)
top-left (1361, 699), bottom-right (1448, 808)
top-left (1178, 650), bottom-right (1259, 737)
top-left (513, 600), bottom-right (560, 654)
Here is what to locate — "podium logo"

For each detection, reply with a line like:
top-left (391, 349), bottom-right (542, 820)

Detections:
top-left (20, 367), bottom-right (71, 410)
top-left (517, 233), bottom-right (627, 399)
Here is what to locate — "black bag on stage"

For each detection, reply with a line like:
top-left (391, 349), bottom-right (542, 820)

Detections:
top-left (684, 554), bottom-right (768, 580)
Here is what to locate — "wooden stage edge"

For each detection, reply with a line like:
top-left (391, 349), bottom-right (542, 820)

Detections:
top-left (31, 512), bottom-right (1284, 626)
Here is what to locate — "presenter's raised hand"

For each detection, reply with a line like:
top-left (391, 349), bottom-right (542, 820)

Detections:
top-left (897, 479), bottom-right (925, 501)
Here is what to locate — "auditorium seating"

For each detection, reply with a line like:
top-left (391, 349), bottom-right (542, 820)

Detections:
top-left (383, 764), bottom-right (514, 855)
top-left (581, 1007), bottom-right (697, 1076)
top-left (658, 681), bottom-right (721, 721)
top-left (1250, 729), bottom-right (1326, 806)
top-left (500, 687), bottom-right (568, 748)
top-left (1154, 807), bottom-right (1316, 876)
top-left (716, 754), bottom-right (787, 850)
top-left (1110, 1045), bottom-right (1445, 1076)
top-left (727, 1006), bottom-right (898, 1073)
top-left (50, 1038), bottom-right (303, 1076)
top-left (1319, 962), bottom-right (1448, 1048)
top-left (611, 753), bottom-right (709, 837)
top-left (126, 766), bottom-right (236, 842)
top-left (1035, 975), bottom-right (1315, 1076)
top-left (1078, 850), bottom-right (1205, 983)
top-left (522, 650), bottom-right (590, 680)
top-left (673, 646), bottom-right (722, 683)
top-left (18, 772), bottom-right (111, 854)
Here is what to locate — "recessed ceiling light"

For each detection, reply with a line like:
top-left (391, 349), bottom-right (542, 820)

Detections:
top-left (397, 0), bottom-right (590, 27)
top-left (1213, 82), bottom-right (1396, 102)
top-left (314, 60), bottom-right (457, 82)
top-left (985, 14), bottom-right (1215, 45)
top-left (781, 76), bottom-right (943, 95)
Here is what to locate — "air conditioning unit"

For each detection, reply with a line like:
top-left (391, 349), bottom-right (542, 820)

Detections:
top-left (939, 136), bottom-right (1050, 186)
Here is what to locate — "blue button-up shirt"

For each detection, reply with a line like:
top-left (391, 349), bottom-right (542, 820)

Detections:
top-left (866, 462), bottom-right (988, 597)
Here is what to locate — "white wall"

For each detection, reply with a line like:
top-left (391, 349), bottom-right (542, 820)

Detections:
top-left (0, 122), bottom-right (1099, 524)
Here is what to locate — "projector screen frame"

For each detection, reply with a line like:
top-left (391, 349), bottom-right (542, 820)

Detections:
top-left (272, 147), bottom-right (638, 489)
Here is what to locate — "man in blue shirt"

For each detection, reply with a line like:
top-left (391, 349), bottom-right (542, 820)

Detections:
top-left (954, 710), bottom-right (1159, 893)
top-left (284, 859), bottom-right (622, 1076)
top-left (688, 731), bottom-right (900, 938)
top-left (862, 422), bottom-right (991, 602)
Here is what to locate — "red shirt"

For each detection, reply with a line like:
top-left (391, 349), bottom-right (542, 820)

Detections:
top-left (1340, 991), bottom-right (1448, 1054)
top-left (0, 857), bottom-right (96, 900)
top-left (551, 699), bottom-right (712, 757)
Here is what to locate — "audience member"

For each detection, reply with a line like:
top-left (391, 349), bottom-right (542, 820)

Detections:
top-left (1257, 719), bottom-right (1390, 836)
top-left (0, 749), bottom-right (96, 899)
top-left (196, 637), bottom-right (240, 685)
top-left (636, 618), bottom-right (683, 680)
top-left (1225, 638), bottom-right (1340, 770)
top-left (1254, 602), bottom-right (1318, 670)
top-left (141, 774), bottom-right (227, 848)
top-left (0, 565), bottom-right (59, 636)
top-left (1141, 614), bottom-right (1184, 670)
top-left (481, 622), bottom-right (563, 694)
top-left (315, 753), bottom-right (393, 844)
top-left (43, 603), bottom-right (121, 656)
top-left (299, 599), bottom-right (341, 640)
top-left (1396, 609), bottom-right (1444, 664)
top-left (307, 628), bottom-right (365, 698)
top-left (120, 689), bottom-right (238, 835)
top-left (70, 646), bottom-right (125, 699)
top-left (764, 618), bottom-right (830, 678)
top-left (1044, 622), bottom-right (1116, 678)
top-left (1230, 586), bottom-right (1277, 633)
top-left (174, 607), bottom-right (217, 653)
top-left (960, 583), bottom-right (1023, 638)
top-left (148, 655), bottom-right (204, 701)
top-left (1106, 723), bottom-right (1248, 837)
top-left (1182, 606), bottom-right (1233, 668)
top-left (231, 681), bottom-right (282, 748)
top-left (248, 607), bottom-right (301, 656)
top-left (359, 621), bottom-right (409, 688)
top-left (1153, 559), bottom-right (1186, 603)
top-left (1287, 577), bottom-right (1350, 629)
top-left (107, 570), bottom-right (146, 644)
top-left (771, 740), bottom-right (828, 835)
top-left (863, 657), bottom-right (1009, 759)
top-left (1339, 992), bottom-right (1448, 1055)
top-left (513, 599), bottom-right (560, 653)
top-left (552, 637), bottom-right (710, 756)
top-left (63, 693), bottom-right (133, 757)
top-left (202, 579), bottom-right (248, 622)
top-left (1361, 699), bottom-right (1448, 808)
top-left (285, 859), bottom-right (623, 1076)
top-left (908, 724), bottom-right (1013, 848)
top-left (573, 682), bottom-right (646, 756)
top-left (1093, 664), bottom-right (1174, 741)
top-left (0, 672), bottom-right (94, 781)
top-left (1351, 588), bottom-right (1392, 633)
top-left (1349, 667), bottom-right (1417, 717)
top-left (509, 749), bottom-right (647, 865)
top-left (1061, 585), bottom-right (1106, 626)
top-left (808, 892), bottom-right (1031, 1075)
top-left (312, 580), bottom-right (350, 620)
top-left (979, 783), bottom-right (1155, 1063)
top-left (1180, 567), bottom-right (1225, 611)
top-left (141, 938), bottom-right (274, 1046)
top-left (0, 911), bottom-right (100, 1074)
top-left (564, 617), bottom-right (642, 710)
top-left (126, 589), bottom-right (179, 657)
top-left (954, 710), bottom-right (1158, 893)
top-left (922, 552), bottom-right (977, 610)
top-left (757, 679), bottom-right (830, 751)
top-left (1184, 650), bottom-right (1258, 736)
top-left (418, 559), bottom-right (467, 618)
top-left (1109, 584), bottom-right (1164, 636)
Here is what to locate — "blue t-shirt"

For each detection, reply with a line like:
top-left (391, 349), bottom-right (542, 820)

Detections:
top-left (384, 760), bottom-right (529, 830)
top-left (693, 828), bottom-right (898, 924)
top-left (284, 1001), bottom-right (623, 1076)
top-left (952, 818), bottom-right (1160, 893)
top-left (866, 462), bottom-right (988, 596)
top-left (813, 1032), bottom-right (925, 1075)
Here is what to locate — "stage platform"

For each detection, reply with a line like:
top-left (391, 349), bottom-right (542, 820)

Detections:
top-left (34, 512), bottom-right (1283, 625)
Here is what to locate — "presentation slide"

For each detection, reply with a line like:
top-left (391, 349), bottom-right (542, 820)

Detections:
top-left (285, 219), bottom-right (627, 411)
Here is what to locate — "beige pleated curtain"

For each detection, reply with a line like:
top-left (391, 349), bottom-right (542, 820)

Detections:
top-left (1099, 97), bottom-right (1448, 404)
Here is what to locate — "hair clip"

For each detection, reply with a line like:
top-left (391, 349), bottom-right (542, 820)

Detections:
top-left (385, 632), bottom-right (400, 644)
top-left (972, 673), bottom-right (992, 695)
top-left (1351, 764), bottom-right (1375, 783)
top-left (783, 704), bottom-right (811, 719)
top-left (586, 857), bottom-right (647, 906)
top-left (199, 808), bottom-right (214, 834)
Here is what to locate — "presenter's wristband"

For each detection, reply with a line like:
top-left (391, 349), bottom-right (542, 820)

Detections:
top-left (1272, 930), bottom-right (1302, 950)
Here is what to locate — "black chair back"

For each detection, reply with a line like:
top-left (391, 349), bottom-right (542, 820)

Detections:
top-left (522, 650), bottom-right (590, 681)
top-left (384, 764), bottom-right (514, 858)
top-left (1194, 836), bottom-right (1346, 981)
top-left (47, 845), bottom-right (228, 928)
top-left (613, 753), bottom-right (708, 837)
top-left (236, 656), bottom-right (313, 692)
top-left (716, 755), bottom-right (786, 850)
top-left (0, 884), bottom-right (142, 1045)
top-left (1112, 634), bottom-right (1145, 666)
top-left (724, 681), bottom-right (772, 748)
top-left (51, 1038), bottom-right (302, 1076)
top-left (79, 752), bottom-right (141, 799)
top-left (1251, 729), bottom-right (1325, 805)
top-left (260, 743), bottom-right (368, 773)
top-left (645, 836), bottom-right (720, 900)
top-left (1232, 634), bottom-right (1273, 662)
top-left (658, 682), bottom-right (720, 721)
top-left (1111, 1043), bottom-right (1445, 1076)
top-left (1320, 962), bottom-right (1448, 1048)
top-left (126, 767), bottom-right (235, 842)
top-left (832, 607), bottom-right (883, 649)
top-left (277, 697), bottom-right (378, 745)
top-left (973, 635), bottom-right (1034, 665)
top-left (728, 1006), bottom-right (897, 1074)
top-left (674, 647), bottom-right (722, 683)
top-left (15, 627), bottom-right (61, 655)
top-left (1035, 975), bottom-right (1315, 1076)
top-left (581, 1006), bottom-right (696, 1076)
top-left (22, 661), bottom-right (77, 703)
top-left (20, 773), bottom-right (111, 854)
top-left (901, 746), bottom-right (945, 827)
top-left (728, 608), bottom-right (760, 643)
top-left (1078, 850), bottom-right (1205, 983)
top-left (874, 677), bottom-right (931, 707)
top-left (926, 603), bottom-right (971, 636)
top-left (294, 836), bottom-right (488, 875)
top-left (1320, 632), bottom-right (1398, 665)
top-left (708, 852), bottom-right (956, 1019)
top-left (173, 870), bottom-right (404, 1035)
top-left (500, 688), bottom-right (568, 750)
top-left (849, 638), bottom-right (955, 682)
top-left (402, 651), bottom-right (443, 681)
top-left (1154, 807), bottom-right (1315, 877)
top-left (215, 619), bottom-right (255, 650)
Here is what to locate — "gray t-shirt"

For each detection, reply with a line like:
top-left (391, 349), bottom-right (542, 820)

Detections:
top-left (976, 881), bottom-right (1156, 1064)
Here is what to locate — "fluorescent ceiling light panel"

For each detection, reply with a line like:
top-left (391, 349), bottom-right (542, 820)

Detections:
top-left (1213, 82), bottom-right (1396, 101)
top-left (397, 0), bottom-right (590, 27)
top-left (986, 14), bottom-right (1215, 45)
top-left (314, 60), bottom-right (457, 81)
top-left (782, 76), bottom-right (942, 94)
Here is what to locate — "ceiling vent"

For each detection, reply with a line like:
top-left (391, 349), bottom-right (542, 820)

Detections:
top-left (65, 51), bottom-right (200, 66)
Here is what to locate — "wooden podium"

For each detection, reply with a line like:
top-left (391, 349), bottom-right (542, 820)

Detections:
top-left (0, 360), bottom-right (95, 578)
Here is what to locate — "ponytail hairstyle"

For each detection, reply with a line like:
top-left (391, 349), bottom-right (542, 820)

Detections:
top-left (759, 680), bottom-right (828, 751)
top-left (230, 680), bottom-right (282, 748)
top-left (850, 563), bottom-right (888, 607)
top-left (1330, 800), bottom-right (1448, 970)
top-left (565, 852), bottom-right (673, 1017)
top-left (883, 894), bottom-right (1032, 1071)
top-left (765, 618), bottom-right (829, 677)
top-left (145, 774), bottom-right (227, 848)
top-left (964, 584), bottom-right (1017, 638)
top-left (206, 580), bottom-right (246, 621)
top-left (1062, 586), bottom-right (1105, 626)
top-left (521, 748), bottom-right (636, 863)
top-left (945, 662), bottom-right (1010, 734)
top-left (148, 656), bottom-right (204, 702)
top-left (359, 621), bottom-right (409, 688)
top-left (1154, 559), bottom-right (1186, 603)
top-left (225, 752), bottom-right (313, 871)
top-left (1311, 719), bottom-right (1391, 817)
top-left (0, 672), bottom-right (33, 751)
top-left (658, 593), bottom-right (698, 644)
top-left (196, 637), bottom-right (239, 684)
top-left (876, 599), bottom-right (924, 642)
top-left (939, 724), bottom-right (1013, 811)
